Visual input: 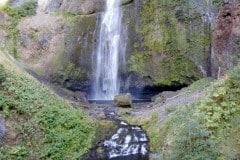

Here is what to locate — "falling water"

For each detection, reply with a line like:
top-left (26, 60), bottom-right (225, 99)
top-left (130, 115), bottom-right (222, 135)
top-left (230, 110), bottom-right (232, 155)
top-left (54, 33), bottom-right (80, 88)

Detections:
top-left (92, 0), bottom-right (126, 100)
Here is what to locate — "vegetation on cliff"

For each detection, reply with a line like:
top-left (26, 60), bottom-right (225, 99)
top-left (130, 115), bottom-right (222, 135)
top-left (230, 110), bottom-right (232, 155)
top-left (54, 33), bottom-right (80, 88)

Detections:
top-left (0, 53), bottom-right (96, 159)
top-left (128, 0), bottom-right (221, 86)
top-left (0, 0), bottom-right (37, 57)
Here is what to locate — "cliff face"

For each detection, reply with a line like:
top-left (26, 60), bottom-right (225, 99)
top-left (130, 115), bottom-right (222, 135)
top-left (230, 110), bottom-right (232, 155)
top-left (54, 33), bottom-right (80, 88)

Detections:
top-left (40, 0), bottom-right (133, 15)
top-left (0, 0), bottom-right (222, 93)
top-left (212, 0), bottom-right (240, 77)
top-left (127, 0), bottom-right (221, 90)
top-left (2, 0), bottom-right (140, 91)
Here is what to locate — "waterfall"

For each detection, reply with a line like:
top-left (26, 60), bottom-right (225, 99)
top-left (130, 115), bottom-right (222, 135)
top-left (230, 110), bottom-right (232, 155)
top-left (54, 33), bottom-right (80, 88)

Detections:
top-left (92, 0), bottom-right (126, 100)
top-left (38, 0), bottom-right (49, 11)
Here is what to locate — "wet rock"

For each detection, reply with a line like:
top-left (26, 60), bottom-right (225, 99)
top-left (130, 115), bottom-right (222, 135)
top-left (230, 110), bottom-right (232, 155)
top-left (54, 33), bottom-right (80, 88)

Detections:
top-left (93, 120), bottom-right (117, 145)
top-left (73, 91), bottom-right (87, 102)
top-left (114, 93), bottom-right (132, 108)
top-left (122, 0), bottom-right (134, 5)
top-left (212, 0), bottom-right (240, 77)
top-left (84, 121), bottom-right (149, 160)
top-left (0, 115), bottom-right (6, 143)
top-left (103, 122), bottom-right (149, 159)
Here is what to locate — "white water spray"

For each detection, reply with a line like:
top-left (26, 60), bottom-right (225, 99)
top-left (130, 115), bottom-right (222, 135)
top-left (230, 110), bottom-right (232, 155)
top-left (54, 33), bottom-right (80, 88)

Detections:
top-left (92, 0), bottom-right (126, 100)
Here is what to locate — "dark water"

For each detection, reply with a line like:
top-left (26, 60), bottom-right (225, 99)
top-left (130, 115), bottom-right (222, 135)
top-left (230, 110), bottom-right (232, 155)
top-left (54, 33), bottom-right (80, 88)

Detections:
top-left (84, 120), bottom-right (149, 160)
top-left (83, 101), bottom-right (149, 160)
top-left (88, 99), bottom-right (151, 105)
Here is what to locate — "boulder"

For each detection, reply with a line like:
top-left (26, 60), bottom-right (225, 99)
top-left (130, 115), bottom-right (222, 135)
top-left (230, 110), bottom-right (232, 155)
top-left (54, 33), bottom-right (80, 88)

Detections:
top-left (74, 91), bottom-right (87, 102)
top-left (114, 93), bottom-right (132, 108)
top-left (0, 115), bottom-right (5, 143)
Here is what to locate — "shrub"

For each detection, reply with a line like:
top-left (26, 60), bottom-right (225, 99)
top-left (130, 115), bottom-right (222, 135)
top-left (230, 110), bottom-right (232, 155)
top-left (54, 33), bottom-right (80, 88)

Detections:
top-left (3, 0), bottom-right (37, 19)
top-left (169, 114), bottom-right (219, 160)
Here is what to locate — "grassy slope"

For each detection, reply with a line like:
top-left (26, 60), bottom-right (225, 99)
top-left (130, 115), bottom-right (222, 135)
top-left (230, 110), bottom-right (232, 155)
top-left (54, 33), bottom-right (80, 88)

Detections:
top-left (126, 69), bottom-right (240, 159)
top-left (0, 52), bottom-right (96, 160)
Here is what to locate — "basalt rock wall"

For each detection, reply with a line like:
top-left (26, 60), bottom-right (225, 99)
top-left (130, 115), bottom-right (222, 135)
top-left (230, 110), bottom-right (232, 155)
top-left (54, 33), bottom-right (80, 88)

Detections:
top-left (212, 0), bottom-right (240, 77)
top-left (1, 0), bottom-right (223, 93)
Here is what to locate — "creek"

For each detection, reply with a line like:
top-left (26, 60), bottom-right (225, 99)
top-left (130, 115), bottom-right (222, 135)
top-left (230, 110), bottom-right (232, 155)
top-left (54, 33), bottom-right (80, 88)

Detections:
top-left (83, 102), bottom-right (149, 160)
top-left (87, 0), bottom-right (149, 159)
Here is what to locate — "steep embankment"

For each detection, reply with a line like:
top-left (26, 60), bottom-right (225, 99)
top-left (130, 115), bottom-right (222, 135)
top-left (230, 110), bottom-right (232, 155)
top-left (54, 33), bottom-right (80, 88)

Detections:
top-left (0, 52), bottom-right (96, 159)
top-left (124, 68), bottom-right (240, 159)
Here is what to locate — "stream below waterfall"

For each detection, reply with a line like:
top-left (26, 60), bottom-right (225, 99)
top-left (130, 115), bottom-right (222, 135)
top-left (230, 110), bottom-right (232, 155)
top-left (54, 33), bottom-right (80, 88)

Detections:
top-left (83, 102), bottom-right (149, 160)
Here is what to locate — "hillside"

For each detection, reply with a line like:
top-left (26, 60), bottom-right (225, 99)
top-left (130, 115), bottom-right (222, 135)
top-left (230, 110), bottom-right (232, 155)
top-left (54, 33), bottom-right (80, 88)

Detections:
top-left (1, 0), bottom-right (240, 160)
top-left (124, 68), bottom-right (240, 159)
top-left (0, 52), bottom-right (96, 159)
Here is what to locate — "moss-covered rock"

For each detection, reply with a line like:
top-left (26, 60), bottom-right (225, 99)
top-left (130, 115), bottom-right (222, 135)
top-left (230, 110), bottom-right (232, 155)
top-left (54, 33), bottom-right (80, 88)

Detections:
top-left (127, 0), bottom-right (221, 87)
top-left (49, 14), bottom-right (98, 89)
top-left (1, 0), bottom-right (222, 92)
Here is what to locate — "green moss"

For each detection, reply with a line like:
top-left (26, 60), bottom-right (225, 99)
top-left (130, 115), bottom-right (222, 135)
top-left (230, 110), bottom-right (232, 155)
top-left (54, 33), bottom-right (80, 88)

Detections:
top-left (0, 54), bottom-right (97, 159)
top-left (129, 53), bottom-right (200, 86)
top-left (128, 0), bottom-right (203, 86)
top-left (152, 55), bottom-right (200, 85)
top-left (2, 0), bottom-right (37, 58)
top-left (49, 13), bottom-right (97, 83)
top-left (129, 0), bottom-right (221, 86)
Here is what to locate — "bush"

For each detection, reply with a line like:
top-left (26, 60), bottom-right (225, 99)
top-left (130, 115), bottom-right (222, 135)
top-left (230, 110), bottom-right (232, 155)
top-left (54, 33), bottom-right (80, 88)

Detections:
top-left (3, 0), bottom-right (37, 57)
top-left (4, 0), bottom-right (37, 19)
top-left (168, 113), bottom-right (219, 160)
top-left (0, 64), bottom-right (6, 84)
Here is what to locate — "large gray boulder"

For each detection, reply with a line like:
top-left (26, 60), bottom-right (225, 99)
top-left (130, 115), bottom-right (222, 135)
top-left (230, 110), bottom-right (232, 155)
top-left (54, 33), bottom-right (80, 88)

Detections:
top-left (73, 91), bottom-right (87, 102)
top-left (114, 93), bottom-right (132, 108)
top-left (0, 115), bottom-right (5, 143)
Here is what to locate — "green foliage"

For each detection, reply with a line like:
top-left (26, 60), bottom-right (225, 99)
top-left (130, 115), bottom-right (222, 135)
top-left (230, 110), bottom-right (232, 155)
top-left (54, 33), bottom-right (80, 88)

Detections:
top-left (3, 0), bottom-right (37, 19)
top-left (129, 0), bottom-right (206, 86)
top-left (0, 146), bottom-right (30, 160)
top-left (2, 0), bottom-right (37, 57)
top-left (167, 108), bottom-right (219, 160)
top-left (199, 67), bottom-right (240, 131)
top-left (38, 106), bottom-right (96, 159)
top-left (125, 65), bottom-right (240, 159)
top-left (167, 66), bottom-right (240, 158)
top-left (0, 64), bottom-right (6, 83)
top-left (219, 115), bottom-right (240, 159)
top-left (0, 61), bottom-right (96, 159)
top-left (141, 113), bottom-right (162, 152)
top-left (166, 66), bottom-right (240, 159)
top-left (128, 52), bottom-right (150, 77)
